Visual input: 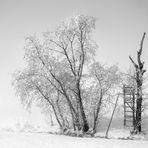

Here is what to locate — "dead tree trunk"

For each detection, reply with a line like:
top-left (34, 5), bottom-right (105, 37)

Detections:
top-left (129, 32), bottom-right (146, 133)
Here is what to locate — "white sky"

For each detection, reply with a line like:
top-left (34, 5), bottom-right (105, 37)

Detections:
top-left (0, 0), bottom-right (148, 126)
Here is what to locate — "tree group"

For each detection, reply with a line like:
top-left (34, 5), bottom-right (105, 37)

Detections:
top-left (13, 15), bottom-right (138, 134)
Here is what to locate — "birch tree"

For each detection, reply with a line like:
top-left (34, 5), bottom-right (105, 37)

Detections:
top-left (13, 15), bottom-right (97, 133)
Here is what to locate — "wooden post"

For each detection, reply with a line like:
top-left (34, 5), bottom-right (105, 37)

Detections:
top-left (105, 94), bottom-right (120, 138)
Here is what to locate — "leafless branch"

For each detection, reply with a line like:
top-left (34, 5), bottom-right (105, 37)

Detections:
top-left (129, 56), bottom-right (138, 69)
top-left (46, 47), bottom-right (65, 55)
top-left (139, 32), bottom-right (146, 55)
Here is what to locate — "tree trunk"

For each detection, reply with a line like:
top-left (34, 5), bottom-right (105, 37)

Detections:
top-left (70, 107), bottom-right (76, 131)
top-left (76, 81), bottom-right (89, 133)
top-left (92, 91), bottom-right (103, 133)
top-left (135, 82), bottom-right (143, 132)
top-left (51, 103), bottom-right (63, 128)
top-left (129, 32), bottom-right (146, 133)
top-left (56, 99), bottom-right (66, 128)
top-left (136, 96), bottom-right (142, 132)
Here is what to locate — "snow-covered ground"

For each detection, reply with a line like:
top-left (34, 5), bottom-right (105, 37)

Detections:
top-left (0, 131), bottom-right (148, 148)
top-left (0, 114), bottom-right (148, 148)
top-left (0, 116), bottom-right (148, 148)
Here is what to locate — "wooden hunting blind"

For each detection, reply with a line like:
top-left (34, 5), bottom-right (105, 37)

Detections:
top-left (123, 85), bottom-right (136, 127)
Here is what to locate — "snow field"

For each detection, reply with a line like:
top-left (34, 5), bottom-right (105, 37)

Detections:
top-left (0, 131), bottom-right (148, 148)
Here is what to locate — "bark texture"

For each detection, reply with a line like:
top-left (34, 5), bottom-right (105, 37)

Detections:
top-left (129, 32), bottom-right (146, 133)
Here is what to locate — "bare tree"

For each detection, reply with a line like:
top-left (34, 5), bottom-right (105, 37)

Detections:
top-left (129, 32), bottom-right (146, 133)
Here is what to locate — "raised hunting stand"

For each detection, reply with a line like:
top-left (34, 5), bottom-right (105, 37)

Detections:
top-left (123, 85), bottom-right (136, 128)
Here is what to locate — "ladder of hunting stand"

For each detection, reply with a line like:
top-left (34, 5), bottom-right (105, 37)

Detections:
top-left (123, 86), bottom-right (136, 127)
